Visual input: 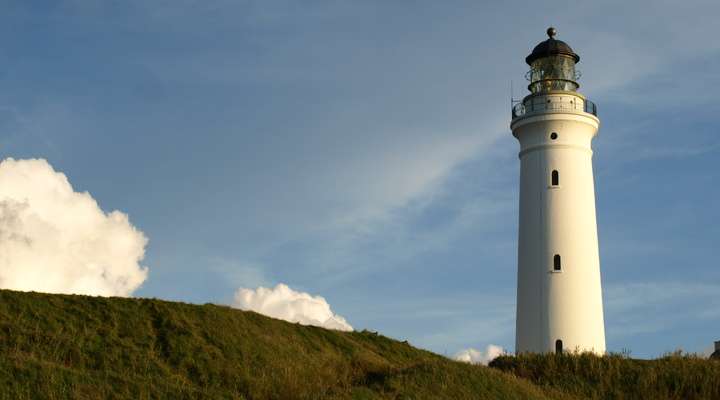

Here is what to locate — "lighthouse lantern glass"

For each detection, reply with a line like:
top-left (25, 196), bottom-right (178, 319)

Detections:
top-left (528, 55), bottom-right (579, 93)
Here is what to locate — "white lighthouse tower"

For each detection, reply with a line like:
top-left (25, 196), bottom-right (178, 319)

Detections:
top-left (511, 28), bottom-right (606, 354)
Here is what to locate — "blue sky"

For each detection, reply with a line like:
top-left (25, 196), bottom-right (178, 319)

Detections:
top-left (1, 0), bottom-right (718, 358)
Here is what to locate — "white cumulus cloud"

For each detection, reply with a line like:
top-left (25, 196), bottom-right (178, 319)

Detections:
top-left (454, 344), bottom-right (505, 365)
top-left (232, 283), bottom-right (353, 331)
top-left (0, 158), bottom-right (148, 296)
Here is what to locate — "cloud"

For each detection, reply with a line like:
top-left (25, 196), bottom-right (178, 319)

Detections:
top-left (700, 345), bottom-right (715, 359)
top-left (0, 158), bottom-right (148, 296)
top-left (374, 293), bottom-right (515, 353)
top-left (325, 128), bottom-right (505, 230)
top-left (604, 282), bottom-right (720, 338)
top-left (454, 344), bottom-right (505, 365)
top-left (209, 259), bottom-right (270, 290)
top-left (605, 282), bottom-right (720, 314)
top-left (232, 283), bottom-right (353, 331)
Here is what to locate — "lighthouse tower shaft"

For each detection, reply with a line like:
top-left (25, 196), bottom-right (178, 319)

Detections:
top-left (511, 28), bottom-right (605, 354)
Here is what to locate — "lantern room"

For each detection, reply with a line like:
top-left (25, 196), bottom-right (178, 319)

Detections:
top-left (525, 27), bottom-right (581, 93)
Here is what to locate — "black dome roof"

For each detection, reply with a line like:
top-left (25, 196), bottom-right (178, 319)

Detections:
top-left (525, 27), bottom-right (580, 65)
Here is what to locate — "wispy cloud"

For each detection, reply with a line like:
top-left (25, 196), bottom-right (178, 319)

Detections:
top-left (605, 282), bottom-right (720, 338)
top-left (348, 292), bottom-right (516, 353)
top-left (208, 258), bottom-right (270, 290)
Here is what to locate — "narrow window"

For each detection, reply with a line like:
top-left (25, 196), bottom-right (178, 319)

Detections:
top-left (551, 170), bottom-right (559, 186)
top-left (550, 132), bottom-right (558, 140)
top-left (554, 254), bottom-right (561, 271)
top-left (555, 340), bottom-right (563, 354)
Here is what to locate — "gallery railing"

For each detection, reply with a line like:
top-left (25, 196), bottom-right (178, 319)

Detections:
top-left (512, 98), bottom-right (597, 119)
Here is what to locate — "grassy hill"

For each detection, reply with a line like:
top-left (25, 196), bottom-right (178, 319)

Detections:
top-left (0, 289), bottom-right (561, 400)
top-left (0, 289), bottom-right (717, 399)
top-left (489, 352), bottom-right (720, 400)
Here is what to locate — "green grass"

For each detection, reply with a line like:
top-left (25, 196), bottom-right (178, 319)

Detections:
top-left (0, 289), bottom-right (559, 400)
top-left (2, 289), bottom-right (717, 399)
top-left (489, 352), bottom-right (720, 400)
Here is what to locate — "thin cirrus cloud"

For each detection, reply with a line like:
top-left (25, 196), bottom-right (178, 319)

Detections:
top-left (604, 282), bottom-right (720, 339)
top-left (0, 158), bottom-right (148, 297)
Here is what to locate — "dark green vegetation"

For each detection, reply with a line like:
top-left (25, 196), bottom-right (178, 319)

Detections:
top-left (490, 352), bottom-right (720, 400)
top-left (0, 290), bottom-right (557, 400)
top-left (1, 289), bottom-right (717, 400)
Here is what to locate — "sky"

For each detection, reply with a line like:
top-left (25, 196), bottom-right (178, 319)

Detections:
top-left (0, 0), bottom-right (718, 359)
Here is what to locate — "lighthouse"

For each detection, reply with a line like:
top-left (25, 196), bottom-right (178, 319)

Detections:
top-left (511, 28), bottom-right (606, 354)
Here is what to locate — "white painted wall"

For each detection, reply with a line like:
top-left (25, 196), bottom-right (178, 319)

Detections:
top-left (511, 93), bottom-right (606, 354)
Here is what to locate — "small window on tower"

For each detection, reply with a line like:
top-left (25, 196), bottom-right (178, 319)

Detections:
top-left (551, 170), bottom-right (559, 186)
top-left (550, 132), bottom-right (558, 140)
top-left (554, 254), bottom-right (561, 271)
top-left (556, 339), bottom-right (563, 354)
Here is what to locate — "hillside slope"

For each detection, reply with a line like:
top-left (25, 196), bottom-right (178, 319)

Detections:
top-left (0, 290), bottom-right (562, 400)
top-left (490, 352), bottom-right (720, 400)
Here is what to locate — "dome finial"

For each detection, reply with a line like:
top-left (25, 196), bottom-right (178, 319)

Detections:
top-left (547, 27), bottom-right (557, 39)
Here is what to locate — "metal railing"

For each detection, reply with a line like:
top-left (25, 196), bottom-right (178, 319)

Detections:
top-left (584, 99), bottom-right (597, 115)
top-left (512, 98), bottom-right (598, 119)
